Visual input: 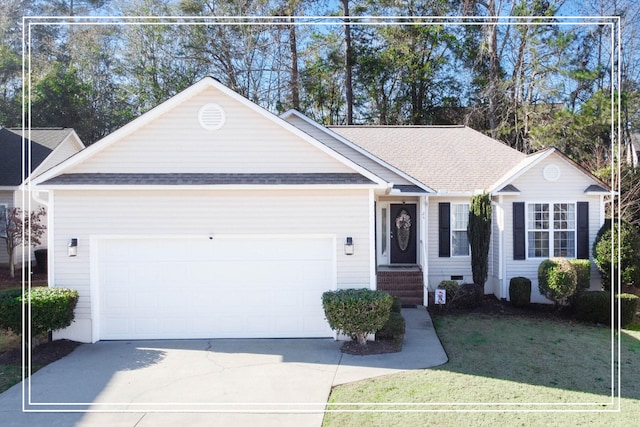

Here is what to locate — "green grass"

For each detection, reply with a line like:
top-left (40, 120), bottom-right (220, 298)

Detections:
top-left (324, 313), bottom-right (640, 426)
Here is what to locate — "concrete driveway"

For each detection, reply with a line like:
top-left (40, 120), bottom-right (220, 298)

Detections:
top-left (0, 307), bottom-right (447, 427)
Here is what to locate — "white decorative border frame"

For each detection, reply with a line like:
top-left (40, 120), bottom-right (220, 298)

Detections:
top-left (20, 14), bottom-right (622, 414)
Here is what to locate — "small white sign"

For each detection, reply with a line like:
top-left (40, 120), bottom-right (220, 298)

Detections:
top-left (435, 289), bottom-right (446, 305)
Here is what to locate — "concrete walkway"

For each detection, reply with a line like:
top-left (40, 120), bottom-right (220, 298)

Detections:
top-left (0, 307), bottom-right (447, 427)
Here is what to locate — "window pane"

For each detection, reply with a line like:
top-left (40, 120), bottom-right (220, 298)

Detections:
top-left (554, 231), bottom-right (575, 257)
top-left (528, 231), bottom-right (549, 257)
top-left (452, 204), bottom-right (469, 229)
top-left (554, 203), bottom-right (575, 230)
top-left (381, 208), bottom-right (387, 256)
top-left (528, 204), bottom-right (549, 230)
top-left (452, 231), bottom-right (470, 256)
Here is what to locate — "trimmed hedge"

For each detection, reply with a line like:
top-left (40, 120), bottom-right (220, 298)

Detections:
top-left (322, 288), bottom-right (393, 346)
top-left (0, 287), bottom-right (79, 336)
top-left (376, 312), bottom-right (406, 342)
top-left (509, 277), bottom-right (531, 308)
top-left (569, 259), bottom-right (591, 292)
top-left (390, 296), bottom-right (402, 314)
top-left (575, 291), bottom-right (611, 324)
top-left (574, 291), bottom-right (639, 328)
top-left (0, 289), bottom-right (23, 334)
top-left (616, 294), bottom-right (639, 327)
top-left (538, 258), bottom-right (577, 306)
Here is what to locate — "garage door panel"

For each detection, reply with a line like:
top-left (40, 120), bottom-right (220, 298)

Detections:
top-left (97, 236), bottom-right (335, 340)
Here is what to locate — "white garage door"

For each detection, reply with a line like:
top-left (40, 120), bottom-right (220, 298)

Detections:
top-left (96, 236), bottom-right (335, 340)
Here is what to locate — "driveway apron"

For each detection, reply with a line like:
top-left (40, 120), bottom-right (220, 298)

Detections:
top-left (0, 307), bottom-right (447, 427)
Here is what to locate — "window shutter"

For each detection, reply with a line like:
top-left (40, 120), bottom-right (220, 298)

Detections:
top-left (577, 202), bottom-right (589, 259)
top-left (439, 203), bottom-right (450, 257)
top-left (513, 202), bottom-right (525, 260)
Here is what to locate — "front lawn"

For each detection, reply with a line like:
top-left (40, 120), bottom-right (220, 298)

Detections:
top-left (324, 312), bottom-right (640, 426)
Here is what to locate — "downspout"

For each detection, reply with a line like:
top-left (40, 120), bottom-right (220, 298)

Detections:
top-left (32, 190), bottom-right (49, 207)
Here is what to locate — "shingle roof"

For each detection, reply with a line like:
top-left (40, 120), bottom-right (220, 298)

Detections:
top-left (329, 126), bottom-right (526, 193)
top-left (40, 173), bottom-right (375, 186)
top-left (0, 127), bottom-right (75, 186)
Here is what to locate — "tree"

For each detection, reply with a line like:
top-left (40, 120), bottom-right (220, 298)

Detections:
top-left (593, 218), bottom-right (640, 291)
top-left (30, 63), bottom-right (95, 142)
top-left (1, 207), bottom-right (46, 279)
top-left (341, 0), bottom-right (354, 124)
top-left (467, 193), bottom-right (492, 292)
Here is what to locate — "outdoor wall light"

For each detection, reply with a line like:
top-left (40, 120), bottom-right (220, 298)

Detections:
top-left (344, 237), bottom-right (354, 255)
top-left (68, 238), bottom-right (78, 257)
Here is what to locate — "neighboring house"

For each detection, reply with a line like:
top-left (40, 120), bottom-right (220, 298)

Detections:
top-left (0, 127), bottom-right (84, 268)
top-left (31, 78), bottom-right (610, 343)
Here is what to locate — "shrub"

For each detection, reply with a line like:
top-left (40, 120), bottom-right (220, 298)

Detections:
top-left (28, 288), bottom-right (79, 336)
top-left (593, 219), bottom-right (640, 290)
top-left (0, 287), bottom-right (78, 336)
top-left (509, 277), bottom-right (531, 308)
top-left (0, 289), bottom-right (23, 333)
top-left (376, 312), bottom-right (406, 343)
top-left (390, 296), bottom-right (402, 313)
top-left (450, 283), bottom-right (482, 308)
top-left (569, 259), bottom-right (591, 292)
top-left (616, 293), bottom-right (639, 328)
top-left (574, 291), bottom-right (639, 328)
top-left (437, 280), bottom-right (460, 303)
top-left (575, 291), bottom-right (611, 324)
top-left (538, 258), bottom-right (577, 306)
top-left (322, 288), bottom-right (393, 346)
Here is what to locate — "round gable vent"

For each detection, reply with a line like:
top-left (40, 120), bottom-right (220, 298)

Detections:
top-left (198, 103), bottom-right (226, 130)
top-left (543, 164), bottom-right (561, 182)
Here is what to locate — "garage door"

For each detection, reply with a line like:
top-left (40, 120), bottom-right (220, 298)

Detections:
top-left (96, 236), bottom-right (335, 340)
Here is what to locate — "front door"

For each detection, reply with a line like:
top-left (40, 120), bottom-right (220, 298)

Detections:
top-left (390, 204), bottom-right (417, 264)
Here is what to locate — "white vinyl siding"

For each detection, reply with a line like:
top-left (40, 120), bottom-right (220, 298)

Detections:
top-left (50, 188), bottom-right (372, 340)
top-left (502, 152), bottom-right (604, 303)
top-left (69, 88), bottom-right (354, 175)
top-left (427, 197), bottom-right (473, 288)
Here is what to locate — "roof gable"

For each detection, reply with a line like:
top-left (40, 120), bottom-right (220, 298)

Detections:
top-left (490, 148), bottom-right (610, 194)
top-left (35, 78), bottom-right (385, 187)
top-left (0, 127), bottom-right (78, 186)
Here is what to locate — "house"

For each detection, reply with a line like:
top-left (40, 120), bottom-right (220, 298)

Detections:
top-left (0, 127), bottom-right (84, 269)
top-left (31, 78), bottom-right (610, 344)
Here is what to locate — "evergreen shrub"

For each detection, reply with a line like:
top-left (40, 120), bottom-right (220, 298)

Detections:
top-left (509, 277), bottom-right (531, 308)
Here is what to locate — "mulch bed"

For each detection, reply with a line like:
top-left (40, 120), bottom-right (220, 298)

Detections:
top-left (427, 293), bottom-right (573, 322)
top-left (0, 339), bottom-right (81, 366)
top-left (341, 339), bottom-right (402, 356)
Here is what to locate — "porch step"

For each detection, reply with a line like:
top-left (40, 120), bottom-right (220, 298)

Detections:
top-left (377, 269), bottom-right (424, 306)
